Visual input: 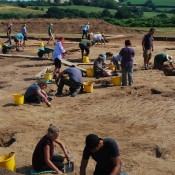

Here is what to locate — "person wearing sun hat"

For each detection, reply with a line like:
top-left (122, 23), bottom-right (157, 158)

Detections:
top-left (153, 53), bottom-right (174, 70)
top-left (80, 134), bottom-right (124, 175)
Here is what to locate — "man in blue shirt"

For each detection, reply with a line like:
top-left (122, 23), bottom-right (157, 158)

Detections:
top-left (21, 24), bottom-right (27, 46)
top-left (55, 65), bottom-right (82, 97)
top-left (80, 134), bottom-right (123, 175)
top-left (82, 22), bottom-right (90, 39)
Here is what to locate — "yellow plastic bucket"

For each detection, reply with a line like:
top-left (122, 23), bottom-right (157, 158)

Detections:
top-left (111, 76), bottom-right (121, 86)
top-left (84, 82), bottom-right (93, 93)
top-left (13, 94), bottom-right (24, 105)
top-left (44, 73), bottom-right (53, 80)
top-left (39, 42), bottom-right (44, 47)
top-left (83, 56), bottom-right (90, 63)
top-left (0, 152), bottom-right (16, 172)
top-left (108, 64), bottom-right (115, 71)
top-left (86, 68), bottom-right (94, 77)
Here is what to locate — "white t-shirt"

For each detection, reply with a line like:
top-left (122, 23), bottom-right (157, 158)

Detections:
top-left (53, 41), bottom-right (65, 60)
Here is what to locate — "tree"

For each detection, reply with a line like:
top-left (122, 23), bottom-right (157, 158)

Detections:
top-left (101, 9), bottom-right (113, 18)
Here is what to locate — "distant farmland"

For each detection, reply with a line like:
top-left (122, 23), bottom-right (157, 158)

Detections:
top-left (122, 0), bottom-right (175, 6)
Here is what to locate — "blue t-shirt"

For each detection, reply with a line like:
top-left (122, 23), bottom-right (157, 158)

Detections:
top-left (15, 33), bottom-right (24, 41)
top-left (24, 83), bottom-right (40, 98)
top-left (63, 67), bottom-right (82, 84)
top-left (82, 138), bottom-right (120, 171)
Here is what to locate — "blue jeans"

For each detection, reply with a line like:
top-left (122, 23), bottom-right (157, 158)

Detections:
top-left (122, 67), bottom-right (133, 86)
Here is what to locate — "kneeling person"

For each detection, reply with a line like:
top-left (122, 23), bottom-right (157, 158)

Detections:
top-left (24, 80), bottom-right (51, 107)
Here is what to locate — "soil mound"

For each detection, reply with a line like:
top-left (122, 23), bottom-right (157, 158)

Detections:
top-left (0, 18), bottom-right (136, 35)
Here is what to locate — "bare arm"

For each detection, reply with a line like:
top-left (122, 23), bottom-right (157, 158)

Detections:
top-left (110, 156), bottom-right (121, 175)
top-left (54, 138), bottom-right (70, 161)
top-left (142, 37), bottom-right (145, 50)
top-left (36, 89), bottom-right (48, 104)
top-left (80, 159), bottom-right (88, 175)
top-left (44, 145), bottom-right (63, 174)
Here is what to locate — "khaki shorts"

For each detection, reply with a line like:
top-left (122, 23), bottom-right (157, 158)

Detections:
top-left (143, 50), bottom-right (152, 61)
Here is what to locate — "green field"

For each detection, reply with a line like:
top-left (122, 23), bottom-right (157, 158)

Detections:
top-left (144, 12), bottom-right (175, 18)
top-left (0, 5), bottom-right (44, 14)
top-left (32, 5), bottom-right (117, 15)
top-left (122, 0), bottom-right (175, 6)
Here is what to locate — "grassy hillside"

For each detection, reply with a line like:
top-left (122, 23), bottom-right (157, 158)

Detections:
top-left (0, 5), bottom-right (44, 15)
top-left (31, 5), bottom-right (117, 14)
top-left (122, 0), bottom-right (175, 6)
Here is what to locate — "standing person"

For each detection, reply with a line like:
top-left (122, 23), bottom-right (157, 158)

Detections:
top-left (14, 33), bottom-right (24, 51)
top-left (80, 134), bottom-right (123, 175)
top-left (24, 80), bottom-right (51, 107)
top-left (52, 37), bottom-right (66, 79)
top-left (21, 24), bottom-right (27, 46)
top-left (5, 23), bottom-right (12, 45)
top-left (32, 124), bottom-right (70, 174)
top-left (47, 23), bottom-right (55, 44)
top-left (79, 39), bottom-right (94, 60)
top-left (119, 40), bottom-right (135, 86)
top-left (142, 28), bottom-right (155, 70)
top-left (81, 22), bottom-right (90, 39)
top-left (153, 53), bottom-right (173, 70)
top-left (55, 65), bottom-right (82, 97)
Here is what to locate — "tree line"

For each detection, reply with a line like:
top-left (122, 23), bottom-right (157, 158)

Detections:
top-left (0, 0), bottom-right (174, 27)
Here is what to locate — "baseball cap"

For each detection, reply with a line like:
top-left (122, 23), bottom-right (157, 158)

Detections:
top-left (85, 134), bottom-right (100, 149)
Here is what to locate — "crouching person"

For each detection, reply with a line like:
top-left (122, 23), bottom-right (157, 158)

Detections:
top-left (32, 124), bottom-right (70, 174)
top-left (55, 65), bottom-right (83, 97)
top-left (153, 53), bottom-right (173, 70)
top-left (80, 134), bottom-right (126, 175)
top-left (24, 80), bottom-right (51, 107)
top-left (93, 54), bottom-right (112, 78)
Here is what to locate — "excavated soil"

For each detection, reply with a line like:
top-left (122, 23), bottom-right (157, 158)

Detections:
top-left (0, 18), bottom-right (175, 175)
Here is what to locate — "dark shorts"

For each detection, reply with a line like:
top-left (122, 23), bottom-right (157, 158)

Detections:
top-left (54, 58), bottom-right (61, 68)
top-left (14, 37), bottom-right (19, 43)
top-left (22, 34), bottom-right (27, 41)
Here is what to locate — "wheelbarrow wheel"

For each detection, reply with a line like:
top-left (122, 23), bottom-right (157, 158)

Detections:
top-left (38, 50), bottom-right (44, 58)
top-left (2, 48), bottom-right (7, 54)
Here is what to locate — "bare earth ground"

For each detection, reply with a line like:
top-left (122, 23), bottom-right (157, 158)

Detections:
top-left (0, 19), bottom-right (175, 175)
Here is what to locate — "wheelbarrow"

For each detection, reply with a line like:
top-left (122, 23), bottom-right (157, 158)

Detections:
top-left (37, 47), bottom-right (54, 59)
top-left (2, 44), bottom-right (16, 54)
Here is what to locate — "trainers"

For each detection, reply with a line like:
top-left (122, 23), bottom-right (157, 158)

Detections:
top-left (145, 66), bottom-right (149, 70)
top-left (70, 91), bottom-right (79, 97)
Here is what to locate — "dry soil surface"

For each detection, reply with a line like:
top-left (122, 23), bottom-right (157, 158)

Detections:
top-left (0, 19), bottom-right (175, 175)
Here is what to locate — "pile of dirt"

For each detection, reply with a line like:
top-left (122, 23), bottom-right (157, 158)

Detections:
top-left (0, 18), bottom-right (138, 35)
